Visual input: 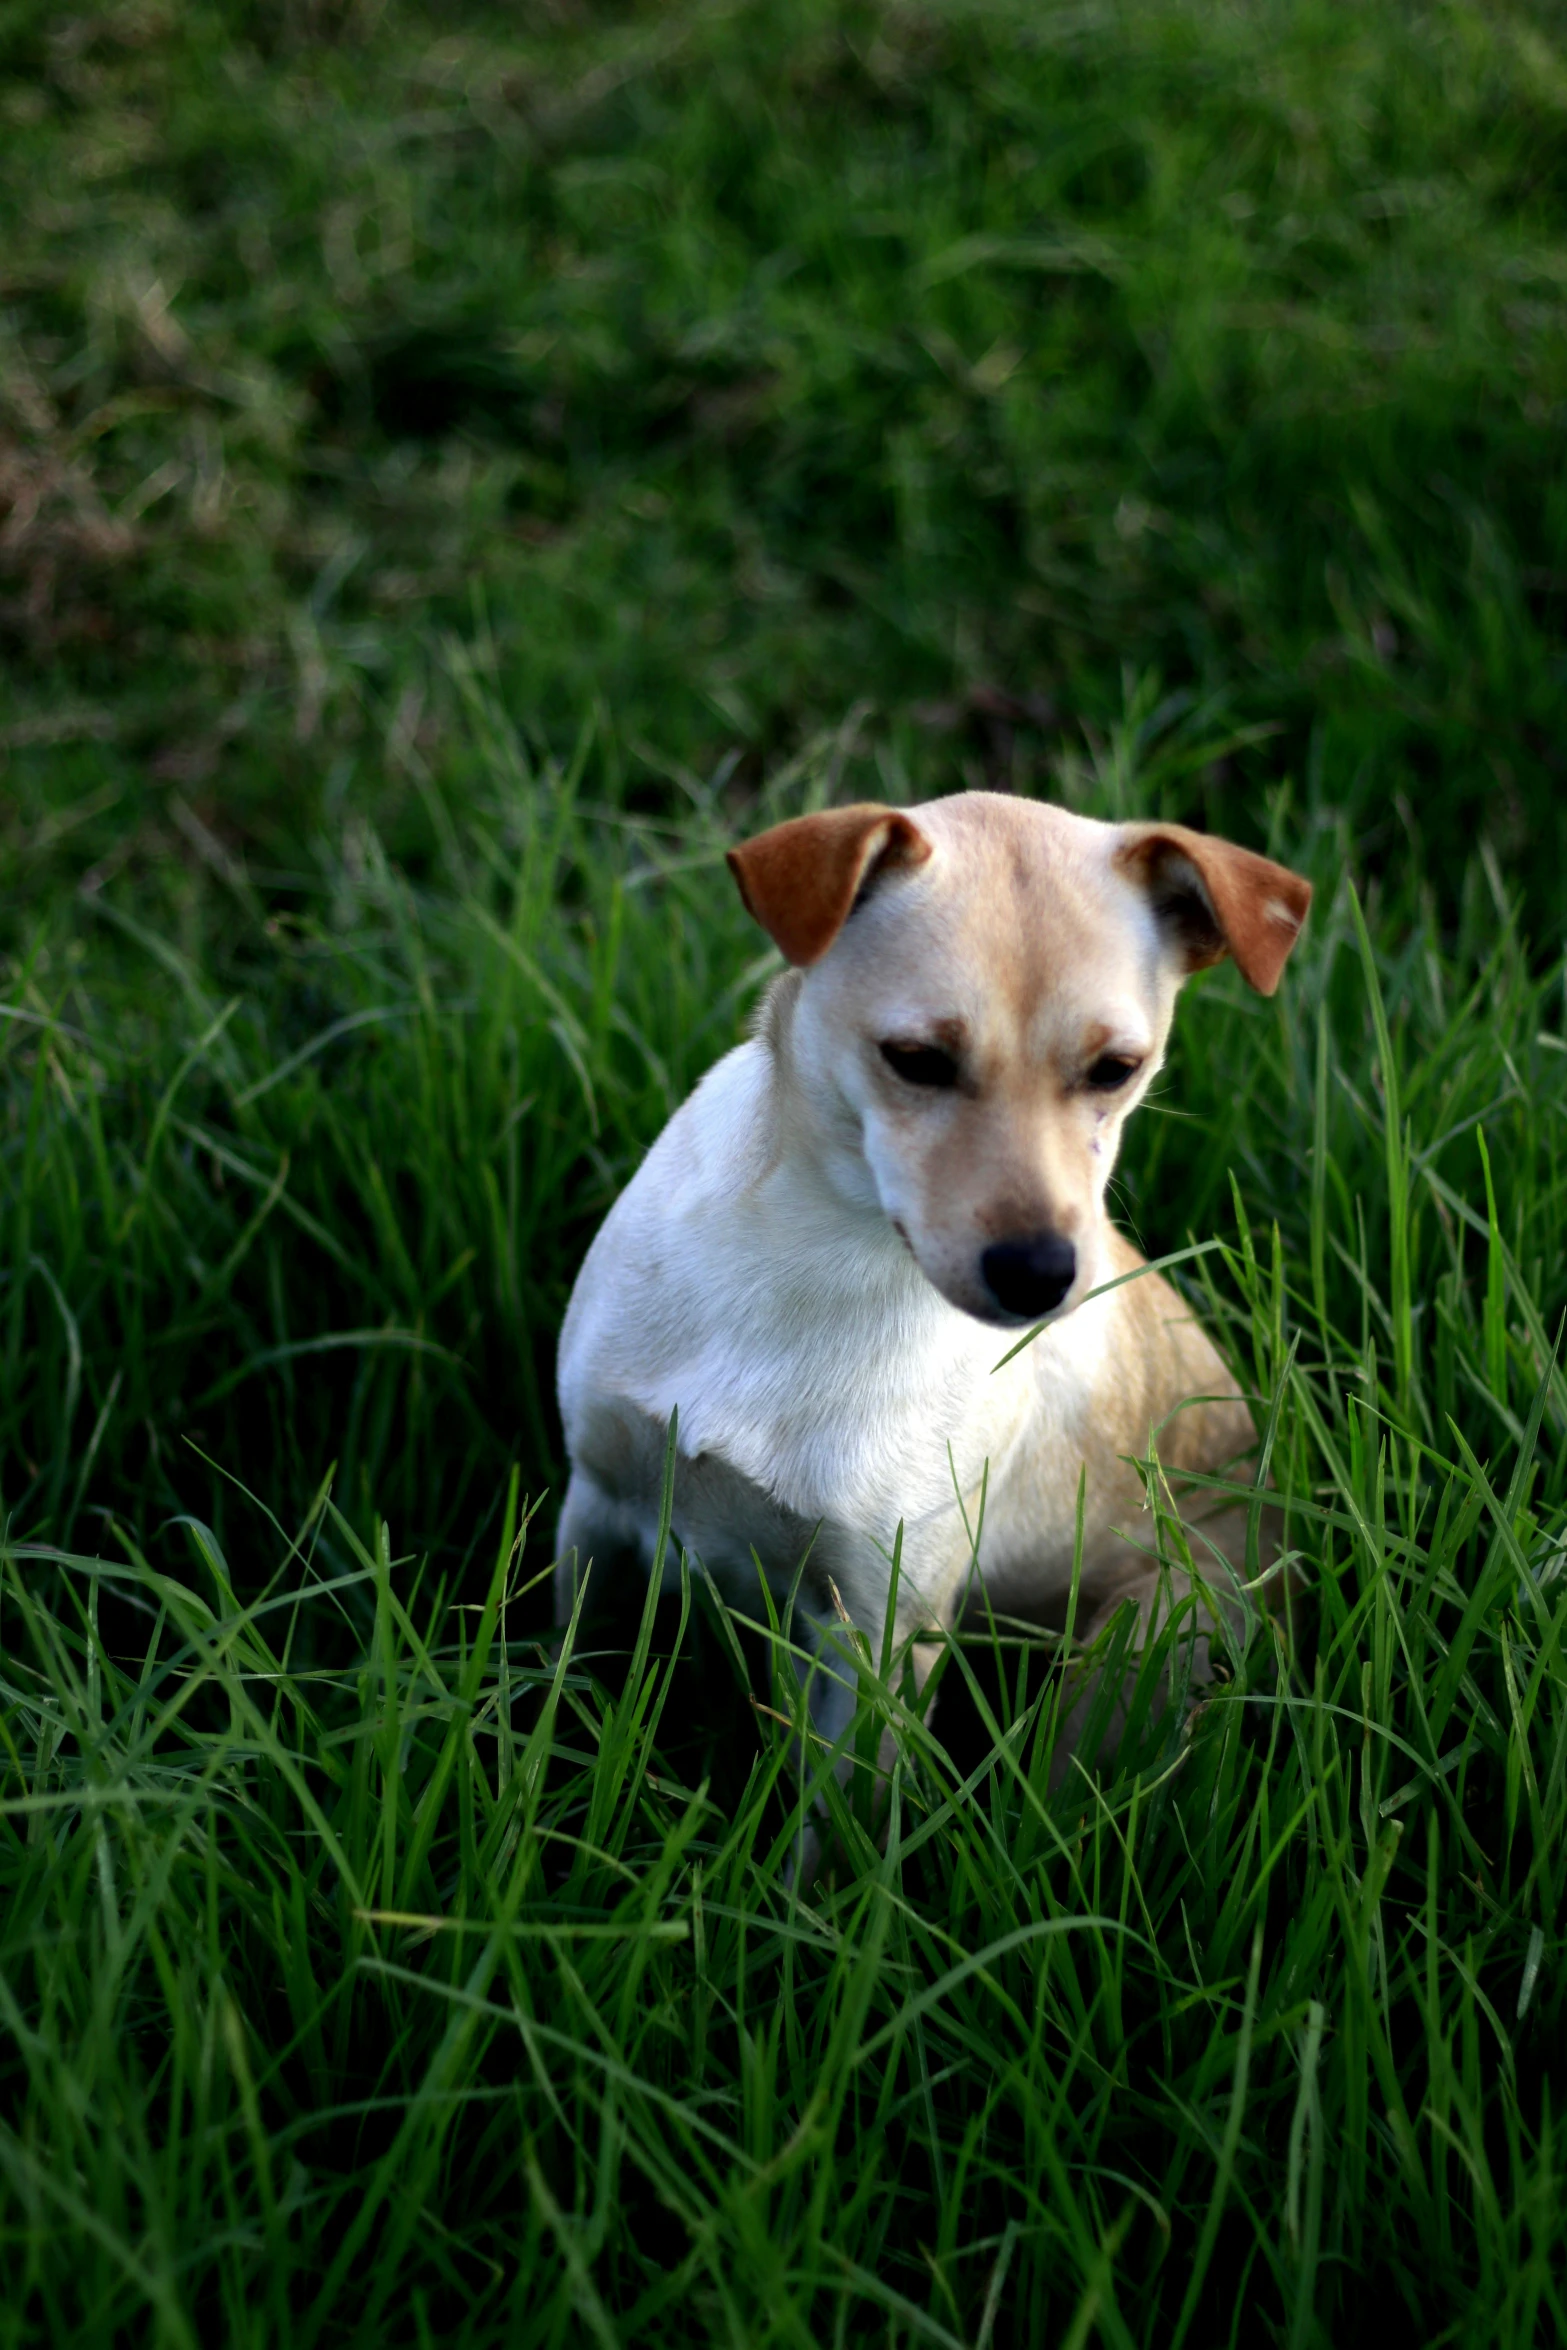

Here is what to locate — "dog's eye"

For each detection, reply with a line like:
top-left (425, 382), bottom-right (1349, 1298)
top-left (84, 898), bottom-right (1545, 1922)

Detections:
top-left (1085, 1054), bottom-right (1142, 1092)
top-left (879, 1039), bottom-right (960, 1089)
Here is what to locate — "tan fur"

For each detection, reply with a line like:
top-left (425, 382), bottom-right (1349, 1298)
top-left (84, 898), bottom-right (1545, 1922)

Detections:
top-left (728, 804), bottom-right (933, 967)
top-left (1115, 823), bottom-right (1312, 995)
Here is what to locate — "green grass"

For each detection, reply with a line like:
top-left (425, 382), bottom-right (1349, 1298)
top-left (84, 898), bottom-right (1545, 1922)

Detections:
top-left (4, 2), bottom-right (1567, 2342)
top-left (5, 0), bottom-right (1567, 931)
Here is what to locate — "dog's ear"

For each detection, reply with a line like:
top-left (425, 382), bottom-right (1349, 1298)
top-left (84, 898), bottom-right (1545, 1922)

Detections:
top-left (1115, 823), bottom-right (1312, 996)
top-left (727, 804), bottom-right (933, 967)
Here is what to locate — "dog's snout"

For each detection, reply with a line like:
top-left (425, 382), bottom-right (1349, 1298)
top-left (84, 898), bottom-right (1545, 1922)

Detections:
top-left (981, 1233), bottom-right (1077, 1320)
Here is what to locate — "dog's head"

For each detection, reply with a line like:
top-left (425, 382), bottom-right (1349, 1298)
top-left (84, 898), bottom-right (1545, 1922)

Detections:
top-left (729, 792), bottom-right (1311, 1328)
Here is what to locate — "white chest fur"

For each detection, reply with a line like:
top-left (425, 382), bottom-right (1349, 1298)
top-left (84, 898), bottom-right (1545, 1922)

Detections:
top-left (558, 1039), bottom-right (1115, 1625)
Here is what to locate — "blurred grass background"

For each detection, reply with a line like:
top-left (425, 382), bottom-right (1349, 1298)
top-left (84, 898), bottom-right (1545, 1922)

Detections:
top-left (5, 0), bottom-right (1566, 925)
top-left (3, 3), bottom-right (1567, 2343)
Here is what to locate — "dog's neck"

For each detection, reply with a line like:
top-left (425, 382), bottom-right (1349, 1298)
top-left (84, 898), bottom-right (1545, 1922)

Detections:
top-left (757, 966), bottom-right (890, 1225)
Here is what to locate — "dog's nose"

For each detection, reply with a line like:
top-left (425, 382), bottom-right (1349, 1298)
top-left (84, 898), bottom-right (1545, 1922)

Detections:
top-left (981, 1233), bottom-right (1077, 1320)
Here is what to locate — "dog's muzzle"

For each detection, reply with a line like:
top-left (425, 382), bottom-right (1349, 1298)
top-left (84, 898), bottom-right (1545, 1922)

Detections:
top-left (980, 1233), bottom-right (1077, 1321)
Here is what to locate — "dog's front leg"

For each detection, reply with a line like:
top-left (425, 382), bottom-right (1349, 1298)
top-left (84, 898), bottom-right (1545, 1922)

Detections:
top-left (1048, 1516), bottom-right (1259, 1789)
top-left (772, 1604), bottom-right (859, 1887)
top-left (779, 1602), bottom-right (945, 1885)
top-left (553, 1466), bottom-right (662, 1628)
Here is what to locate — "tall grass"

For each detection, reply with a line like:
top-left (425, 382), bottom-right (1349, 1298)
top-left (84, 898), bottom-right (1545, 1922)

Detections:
top-left (5, 671), bottom-right (1567, 2341)
top-left (4, 0), bottom-right (1567, 2340)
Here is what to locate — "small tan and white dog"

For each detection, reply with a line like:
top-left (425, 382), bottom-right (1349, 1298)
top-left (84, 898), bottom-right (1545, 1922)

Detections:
top-left (555, 791), bottom-right (1310, 1774)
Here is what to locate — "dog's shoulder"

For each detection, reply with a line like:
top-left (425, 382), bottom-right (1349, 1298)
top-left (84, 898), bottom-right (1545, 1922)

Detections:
top-left (559, 1035), bottom-right (782, 1409)
top-left (633, 1034), bottom-right (780, 1208)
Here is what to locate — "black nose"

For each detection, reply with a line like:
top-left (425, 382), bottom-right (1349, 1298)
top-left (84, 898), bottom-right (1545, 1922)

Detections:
top-left (981, 1233), bottom-right (1077, 1320)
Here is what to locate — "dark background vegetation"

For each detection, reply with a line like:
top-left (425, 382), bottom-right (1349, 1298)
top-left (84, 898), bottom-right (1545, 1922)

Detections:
top-left (7, 0), bottom-right (1566, 920)
top-left (3, 3), bottom-right (1567, 2343)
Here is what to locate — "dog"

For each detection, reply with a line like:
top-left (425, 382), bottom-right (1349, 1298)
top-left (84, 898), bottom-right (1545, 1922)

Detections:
top-left (554, 792), bottom-right (1311, 1804)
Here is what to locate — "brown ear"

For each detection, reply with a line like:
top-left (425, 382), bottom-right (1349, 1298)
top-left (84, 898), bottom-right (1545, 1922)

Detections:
top-left (726, 803), bottom-right (933, 967)
top-left (1116, 822), bottom-right (1312, 996)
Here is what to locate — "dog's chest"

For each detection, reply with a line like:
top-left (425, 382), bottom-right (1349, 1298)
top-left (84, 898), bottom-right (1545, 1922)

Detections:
top-left (565, 1210), bottom-right (1104, 1561)
top-left (692, 1305), bottom-right (1026, 1525)
top-left (560, 1037), bottom-right (1116, 1584)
